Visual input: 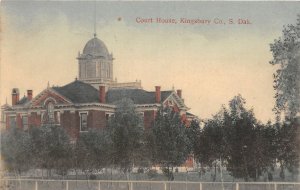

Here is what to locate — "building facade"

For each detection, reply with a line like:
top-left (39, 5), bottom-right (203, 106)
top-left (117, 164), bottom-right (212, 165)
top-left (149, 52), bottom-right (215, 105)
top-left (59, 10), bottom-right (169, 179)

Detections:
top-left (1, 34), bottom-right (196, 142)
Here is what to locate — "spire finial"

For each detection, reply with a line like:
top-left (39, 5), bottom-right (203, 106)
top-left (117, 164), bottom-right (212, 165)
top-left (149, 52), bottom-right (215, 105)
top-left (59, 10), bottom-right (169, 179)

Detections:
top-left (6, 97), bottom-right (7, 104)
top-left (93, 1), bottom-right (97, 38)
top-left (47, 81), bottom-right (50, 89)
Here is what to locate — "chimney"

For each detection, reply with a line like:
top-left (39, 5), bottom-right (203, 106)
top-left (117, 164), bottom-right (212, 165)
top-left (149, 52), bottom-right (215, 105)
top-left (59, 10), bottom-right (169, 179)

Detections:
top-left (12, 88), bottom-right (20, 106)
top-left (177, 89), bottom-right (182, 98)
top-left (155, 86), bottom-right (161, 103)
top-left (99, 85), bottom-right (106, 103)
top-left (27, 90), bottom-right (33, 101)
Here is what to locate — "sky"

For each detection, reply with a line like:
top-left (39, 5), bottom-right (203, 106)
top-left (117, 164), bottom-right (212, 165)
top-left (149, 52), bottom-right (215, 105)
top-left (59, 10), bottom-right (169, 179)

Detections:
top-left (1, 1), bottom-right (300, 123)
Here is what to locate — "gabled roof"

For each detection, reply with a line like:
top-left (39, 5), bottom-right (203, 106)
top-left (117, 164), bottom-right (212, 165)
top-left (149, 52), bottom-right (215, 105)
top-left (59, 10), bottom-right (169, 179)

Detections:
top-left (52, 80), bottom-right (99, 104)
top-left (161, 91), bottom-right (174, 102)
top-left (106, 88), bottom-right (173, 104)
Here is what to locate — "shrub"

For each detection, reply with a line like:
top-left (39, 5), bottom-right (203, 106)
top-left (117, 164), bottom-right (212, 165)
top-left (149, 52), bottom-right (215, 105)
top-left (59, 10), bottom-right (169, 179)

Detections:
top-left (147, 169), bottom-right (158, 178)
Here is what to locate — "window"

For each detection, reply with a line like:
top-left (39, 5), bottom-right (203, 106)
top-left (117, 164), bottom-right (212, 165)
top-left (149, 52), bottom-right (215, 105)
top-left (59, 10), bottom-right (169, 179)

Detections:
top-left (47, 102), bottom-right (55, 123)
top-left (22, 116), bottom-right (28, 130)
top-left (57, 112), bottom-right (61, 124)
top-left (138, 112), bottom-right (144, 118)
top-left (105, 113), bottom-right (114, 121)
top-left (1, 112), bottom-right (5, 123)
top-left (96, 62), bottom-right (99, 77)
top-left (41, 112), bottom-right (44, 124)
top-left (80, 112), bottom-right (88, 132)
top-left (9, 116), bottom-right (16, 128)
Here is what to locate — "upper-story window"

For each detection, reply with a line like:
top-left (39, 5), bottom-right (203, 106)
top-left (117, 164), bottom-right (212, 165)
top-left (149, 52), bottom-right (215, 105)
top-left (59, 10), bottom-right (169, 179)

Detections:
top-left (80, 112), bottom-right (88, 132)
top-left (57, 111), bottom-right (61, 124)
top-left (47, 102), bottom-right (55, 123)
top-left (22, 116), bottom-right (28, 131)
top-left (9, 116), bottom-right (16, 128)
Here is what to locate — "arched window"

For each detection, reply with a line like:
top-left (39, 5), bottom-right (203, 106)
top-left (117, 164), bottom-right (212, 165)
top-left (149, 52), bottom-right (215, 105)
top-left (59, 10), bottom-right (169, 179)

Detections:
top-left (47, 102), bottom-right (55, 123)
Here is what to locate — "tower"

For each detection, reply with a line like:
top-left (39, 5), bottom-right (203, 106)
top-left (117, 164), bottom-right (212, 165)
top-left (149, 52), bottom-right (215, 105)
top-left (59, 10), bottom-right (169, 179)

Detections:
top-left (77, 34), bottom-right (114, 88)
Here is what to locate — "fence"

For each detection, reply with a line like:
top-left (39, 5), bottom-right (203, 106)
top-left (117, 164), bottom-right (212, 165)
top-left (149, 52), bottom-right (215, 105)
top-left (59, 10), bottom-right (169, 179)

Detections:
top-left (0, 179), bottom-right (300, 190)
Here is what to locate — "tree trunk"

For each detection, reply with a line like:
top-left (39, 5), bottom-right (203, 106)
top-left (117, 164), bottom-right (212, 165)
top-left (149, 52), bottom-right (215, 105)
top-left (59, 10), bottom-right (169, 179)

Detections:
top-left (75, 169), bottom-right (78, 181)
top-left (109, 167), bottom-right (113, 189)
top-left (214, 162), bottom-right (217, 182)
top-left (280, 162), bottom-right (285, 180)
top-left (126, 170), bottom-right (130, 190)
top-left (14, 169), bottom-right (18, 179)
top-left (111, 167), bottom-right (113, 180)
top-left (167, 166), bottom-right (170, 181)
top-left (255, 168), bottom-right (258, 181)
top-left (18, 170), bottom-right (22, 190)
top-left (199, 163), bottom-right (203, 180)
top-left (220, 157), bottom-right (225, 190)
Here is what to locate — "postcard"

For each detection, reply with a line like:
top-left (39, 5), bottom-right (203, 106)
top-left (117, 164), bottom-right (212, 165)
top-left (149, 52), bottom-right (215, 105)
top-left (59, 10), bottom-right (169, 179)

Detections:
top-left (1, 1), bottom-right (300, 190)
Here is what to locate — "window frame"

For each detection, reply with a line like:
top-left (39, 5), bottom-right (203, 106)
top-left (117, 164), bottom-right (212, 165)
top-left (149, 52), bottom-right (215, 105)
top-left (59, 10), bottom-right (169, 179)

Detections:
top-left (105, 112), bottom-right (114, 120)
top-left (79, 111), bottom-right (88, 132)
top-left (56, 111), bottom-right (61, 124)
top-left (22, 115), bottom-right (29, 131)
top-left (47, 102), bottom-right (55, 123)
top-left (138, 112), bottom-right (145, 118)
top-left (9, 115), bottom-right (17, 128)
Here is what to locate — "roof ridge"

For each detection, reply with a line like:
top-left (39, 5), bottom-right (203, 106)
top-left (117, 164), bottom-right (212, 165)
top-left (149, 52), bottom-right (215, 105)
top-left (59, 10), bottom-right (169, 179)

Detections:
top-left (58, 80), bottom-right (94, 89)
top-left (108, 88), bottom-right (145, 91)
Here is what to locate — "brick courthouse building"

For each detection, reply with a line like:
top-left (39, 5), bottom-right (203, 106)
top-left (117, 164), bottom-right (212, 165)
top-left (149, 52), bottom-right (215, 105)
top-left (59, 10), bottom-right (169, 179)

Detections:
top-left (1, 34), bottom-right (196, 141)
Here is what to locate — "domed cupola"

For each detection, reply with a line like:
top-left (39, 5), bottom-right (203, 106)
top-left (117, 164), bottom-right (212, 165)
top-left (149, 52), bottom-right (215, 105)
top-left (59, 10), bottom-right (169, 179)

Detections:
top-left (78, 34), bottom-right (114, 87)
top-left (82, 34), bottom-right (110, 59)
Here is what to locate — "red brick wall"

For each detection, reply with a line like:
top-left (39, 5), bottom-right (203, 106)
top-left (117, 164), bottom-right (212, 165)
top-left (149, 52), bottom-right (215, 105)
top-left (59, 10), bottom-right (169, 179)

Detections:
top-left (144, 110), bottom-right (155, 129)
top-left (181, 114), bottom-right (192, 126)
top-left (61, 111), bottom-right (80, 139)
top-left (173, 104), bottom-right (180, 113)
top-left (28, 112), bottom-right (41, 127)
top-left (4, 110), bottom-right (108, 138)
top-left (16, 114), bottom-right (22, 129)
top-left (88, 110), bottom-right (107, 129)
top-left (59, 110), bottom-right (107, 138)
top-left (6, 115), bottom-right (9, 129)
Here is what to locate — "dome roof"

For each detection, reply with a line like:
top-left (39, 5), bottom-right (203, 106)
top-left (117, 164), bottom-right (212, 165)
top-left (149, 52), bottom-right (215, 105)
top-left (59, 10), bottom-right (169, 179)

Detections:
top-left (82, 35), bottom-right (110, 58)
